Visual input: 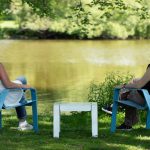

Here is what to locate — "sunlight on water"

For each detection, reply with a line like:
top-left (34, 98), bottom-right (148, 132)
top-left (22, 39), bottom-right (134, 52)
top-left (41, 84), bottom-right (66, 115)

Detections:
top-left (0, 40), bottom-right (150, 102)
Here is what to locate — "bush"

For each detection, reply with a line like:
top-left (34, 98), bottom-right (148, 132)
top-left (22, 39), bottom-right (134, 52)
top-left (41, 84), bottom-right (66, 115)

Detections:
top-left (88, 71), bottom-right (134, 110)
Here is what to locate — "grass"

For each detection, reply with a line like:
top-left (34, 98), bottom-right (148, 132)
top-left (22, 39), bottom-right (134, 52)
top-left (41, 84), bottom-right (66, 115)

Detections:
top-left (1, 93), bottom-right (150, 150)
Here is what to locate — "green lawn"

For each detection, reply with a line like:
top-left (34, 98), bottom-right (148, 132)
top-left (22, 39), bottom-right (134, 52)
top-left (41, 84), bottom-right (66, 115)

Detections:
top-left (0, 96), bottom-right (150, 150)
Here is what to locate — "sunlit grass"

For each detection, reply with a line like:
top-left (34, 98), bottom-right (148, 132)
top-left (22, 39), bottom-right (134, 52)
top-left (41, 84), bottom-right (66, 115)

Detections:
top-left (0, 92), bottom-right (150, 150)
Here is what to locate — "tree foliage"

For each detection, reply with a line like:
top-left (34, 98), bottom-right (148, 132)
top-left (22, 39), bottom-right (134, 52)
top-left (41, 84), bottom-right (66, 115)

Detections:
top-left (22, 0), bottom-right (52, 16)
top-left (0, 0), bottom-right (11, 15)
top-left (0, 0), bottom-right (150, 39)
top-left (0, 0), bottom-right (52, 16)
top-left (64, 0), bottom-right (150, 39)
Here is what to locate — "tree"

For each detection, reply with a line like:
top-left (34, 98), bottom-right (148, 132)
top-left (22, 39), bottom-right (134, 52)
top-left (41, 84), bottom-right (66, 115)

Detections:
top-left (66, 0), bottom-right (150, 39)
top-left (0, 0), bottom-right (52, 17)
top-left (0, 0), bottom-right (11, 16)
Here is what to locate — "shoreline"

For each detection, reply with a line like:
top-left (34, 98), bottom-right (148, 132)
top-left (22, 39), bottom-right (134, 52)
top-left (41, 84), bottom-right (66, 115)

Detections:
top-left (0, 28), bottom-right (149, 40)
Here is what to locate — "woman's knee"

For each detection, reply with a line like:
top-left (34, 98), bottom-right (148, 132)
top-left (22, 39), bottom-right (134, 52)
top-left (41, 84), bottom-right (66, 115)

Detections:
top-left (16, 76), bottom-right (27, 85)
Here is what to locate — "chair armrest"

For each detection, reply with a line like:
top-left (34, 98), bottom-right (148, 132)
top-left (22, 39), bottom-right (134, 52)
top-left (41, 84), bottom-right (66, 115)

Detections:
top-left (114, 87), bottom-right (141, 90)
top-left (6, 87), bottom-right (35, 90)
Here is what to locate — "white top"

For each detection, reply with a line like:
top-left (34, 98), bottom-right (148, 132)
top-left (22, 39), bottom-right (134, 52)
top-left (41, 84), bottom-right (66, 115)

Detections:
top-left (0, 80), bottom-right (23, 107)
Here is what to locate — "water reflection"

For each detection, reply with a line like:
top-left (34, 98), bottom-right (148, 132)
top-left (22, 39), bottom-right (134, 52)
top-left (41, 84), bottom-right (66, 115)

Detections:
top-left (0, 40), bottom-right (150, 101)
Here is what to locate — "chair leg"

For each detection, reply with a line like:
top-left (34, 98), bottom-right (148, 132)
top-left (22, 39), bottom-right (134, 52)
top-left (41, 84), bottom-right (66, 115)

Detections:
top-left (0, 111), bottom-right (2, 129)
top-left (111, 101), bottom-right (118, 132)
top-left (146, 110), bottom-right (150, 129)
top-left (32, 101), bottom-right (38, 132)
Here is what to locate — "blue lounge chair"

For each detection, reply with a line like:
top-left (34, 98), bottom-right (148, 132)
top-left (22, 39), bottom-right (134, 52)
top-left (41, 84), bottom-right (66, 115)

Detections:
top-left (0, 88), bottom-right (38, 132)
top-left (111, 88), bottom-right (150, 132)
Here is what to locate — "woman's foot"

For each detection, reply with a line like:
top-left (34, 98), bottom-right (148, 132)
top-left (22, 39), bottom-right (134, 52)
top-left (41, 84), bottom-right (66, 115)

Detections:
top-left (102, 104), bottom-right (113, 115)
top-left (117, 123), bottom-right (132, 131)
top-left (18, 120), bottom-right (33, 131)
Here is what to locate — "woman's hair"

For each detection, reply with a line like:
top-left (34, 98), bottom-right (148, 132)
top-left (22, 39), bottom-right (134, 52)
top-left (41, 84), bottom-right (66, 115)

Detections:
top-left (147, 64), bottom-right (150, 70)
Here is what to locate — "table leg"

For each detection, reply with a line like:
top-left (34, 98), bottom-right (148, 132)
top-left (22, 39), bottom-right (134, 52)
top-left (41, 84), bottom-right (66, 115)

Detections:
top-left (91, 103), bottom-right (98, 137)
top-left (53, 104), bottom-right (60, 138)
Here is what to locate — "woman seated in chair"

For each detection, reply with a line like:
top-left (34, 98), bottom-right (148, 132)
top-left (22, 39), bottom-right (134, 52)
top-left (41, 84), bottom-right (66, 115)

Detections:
top-left (103, 64), bottom-right (150, 131)
top-left (0, 63), bottom-right (33, 130)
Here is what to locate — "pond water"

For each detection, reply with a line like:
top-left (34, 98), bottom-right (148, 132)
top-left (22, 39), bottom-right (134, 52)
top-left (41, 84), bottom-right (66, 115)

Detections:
top-left (0, 40), bottom-right (150, 102)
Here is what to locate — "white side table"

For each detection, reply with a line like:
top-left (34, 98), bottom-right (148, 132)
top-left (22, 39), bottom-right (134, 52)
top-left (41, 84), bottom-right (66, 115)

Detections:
top-left (53, 102), bottom-right (98, 138)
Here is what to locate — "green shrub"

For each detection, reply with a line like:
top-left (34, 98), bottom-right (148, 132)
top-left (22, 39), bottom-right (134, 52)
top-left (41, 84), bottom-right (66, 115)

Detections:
top-left (88, 71), bottom-right (134, 110)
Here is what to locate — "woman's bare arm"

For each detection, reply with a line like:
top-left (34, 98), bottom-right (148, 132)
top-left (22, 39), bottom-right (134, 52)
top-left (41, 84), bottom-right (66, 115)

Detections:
top-left (129, 78), bottom-right (141, 84)
top-left (124, 67), bottom-right (150, 88)
top-left (0, 63), bottom-right (31, 88)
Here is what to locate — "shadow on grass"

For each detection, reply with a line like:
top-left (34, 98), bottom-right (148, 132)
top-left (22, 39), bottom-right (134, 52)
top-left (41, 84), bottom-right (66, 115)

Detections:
top-left (0, 113), bottom-right (150, 150)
